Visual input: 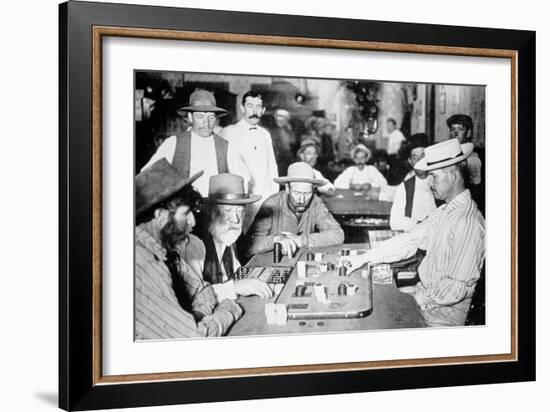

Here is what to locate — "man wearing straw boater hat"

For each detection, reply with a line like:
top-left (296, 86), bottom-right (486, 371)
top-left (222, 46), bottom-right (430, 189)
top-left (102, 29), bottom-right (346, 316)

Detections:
top-left (244, 162), bottom-right (344, 258)
top-left (189, 174), bottom-right (273, 300)
top-left (134, 159), bottom-right (242, 340)
top-left (345, 139), bottom-right (485, 327)
top-left (141, 89), bottom-right (250, 198)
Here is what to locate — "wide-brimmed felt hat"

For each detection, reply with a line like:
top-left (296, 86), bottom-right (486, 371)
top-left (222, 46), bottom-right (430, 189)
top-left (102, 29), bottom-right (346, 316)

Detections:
top-left (204, 173), bottom-right (261, 205)
top-left (177, 89), bottom-right (228, 116)
top-left (414, 138), bottom-right (474, 172)
top-left (296, 137), bottom-right (321, 156)
top-left (136, 158), bottom-right (204, 216)
top-left (350, 144), bottom-right (372, 161)
top-left (446, 114), bottom-right (473, 130)
top-left (273, 162), bottom-right (325, 186)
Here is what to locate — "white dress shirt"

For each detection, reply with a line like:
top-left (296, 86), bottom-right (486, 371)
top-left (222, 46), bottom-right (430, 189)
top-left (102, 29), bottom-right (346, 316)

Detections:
top-left (141, 132), bottom-right (250, 197)
top-left (334, 165), bottom-right (388, 189)
top-left (221, 119), bottom-right (279, 231)
top-left (390, 175), bottom-right (437, 231)
top-left (220, 119), bottom-right (279, 197)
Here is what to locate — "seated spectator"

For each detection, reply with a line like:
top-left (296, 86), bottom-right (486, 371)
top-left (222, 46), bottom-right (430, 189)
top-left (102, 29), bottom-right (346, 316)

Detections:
top-left (334, 144), bottom-right (388, 191)
top-left (297, 138), bottom-right (336, 196)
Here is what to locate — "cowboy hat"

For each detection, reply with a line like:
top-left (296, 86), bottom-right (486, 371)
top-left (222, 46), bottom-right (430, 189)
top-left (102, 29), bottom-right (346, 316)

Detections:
top-left (204, 173), bottom-right (261, 205)
top-left (177, 89), bottom-right (228, 116)
top-left (273, 162), bottom-right (325, 186)
top-left (350, 144), bottom-right (372, 161)
top-left (414, 138), bottom-right (474, 172)
top-left (136, 159), bottom-right (204, 216)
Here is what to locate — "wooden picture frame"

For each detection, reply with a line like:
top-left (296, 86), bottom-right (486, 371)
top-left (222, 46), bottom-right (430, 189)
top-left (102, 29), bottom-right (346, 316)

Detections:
top-left (59, 1), bottom-right (535, 410)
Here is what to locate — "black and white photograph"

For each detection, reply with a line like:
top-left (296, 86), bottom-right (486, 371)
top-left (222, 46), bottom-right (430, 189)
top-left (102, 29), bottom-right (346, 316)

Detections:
top-left (47, 0), bottom-right (538, 411)
top-left (134, 71), bottom-right (486, 340)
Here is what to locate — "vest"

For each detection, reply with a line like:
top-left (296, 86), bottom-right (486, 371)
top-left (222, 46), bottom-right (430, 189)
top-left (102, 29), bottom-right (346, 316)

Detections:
top-left (404, 175), bottom-right (444, 218)
top-left (202, 234), bottom-right (235, 285)
top-left (171, 131), bottom-right (229, 178)
top-left (403, 176), bottom-right (416, 218)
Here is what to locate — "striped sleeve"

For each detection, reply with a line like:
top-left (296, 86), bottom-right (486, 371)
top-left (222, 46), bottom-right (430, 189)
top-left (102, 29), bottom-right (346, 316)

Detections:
top-left (135, 246), bottom-right (242, 340)
top-left (424, 215), bottom-right (485, 306)
top-left (369, 211), bottom-right (436, 263)
top-left (135, 255), bottom-right (204, 340)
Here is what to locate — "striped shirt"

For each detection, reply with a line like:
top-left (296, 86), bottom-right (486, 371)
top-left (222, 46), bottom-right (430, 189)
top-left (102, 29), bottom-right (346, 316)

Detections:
top-left (368, 189), bottom-right (485, 308)
top-left (135, 224), bottom-right (243, 340)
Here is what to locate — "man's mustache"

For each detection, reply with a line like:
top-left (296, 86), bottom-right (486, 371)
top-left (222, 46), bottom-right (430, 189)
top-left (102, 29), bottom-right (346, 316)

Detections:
top-left (248, 114), bottom-right (260, 119)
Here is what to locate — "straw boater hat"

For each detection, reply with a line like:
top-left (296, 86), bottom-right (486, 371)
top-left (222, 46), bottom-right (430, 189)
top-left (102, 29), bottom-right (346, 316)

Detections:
top-left (273, 162), bottom-right (325, 186)
top-left (135, 158), bottom-right (204, 216)
top-left (296, 137), bottom-right (321, 156)
top-left (414, 138), bottom-right (474, 172)
top-left (177, 89), bottom-right (228, 116)
top-left (204, 174), bottom-right (261, 205)
top-left (350, 144), bottom-right (372, 161)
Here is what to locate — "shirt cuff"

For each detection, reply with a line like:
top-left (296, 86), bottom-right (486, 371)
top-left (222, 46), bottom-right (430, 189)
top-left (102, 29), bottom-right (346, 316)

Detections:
top-left (212, 280), bottom-right (238, 302)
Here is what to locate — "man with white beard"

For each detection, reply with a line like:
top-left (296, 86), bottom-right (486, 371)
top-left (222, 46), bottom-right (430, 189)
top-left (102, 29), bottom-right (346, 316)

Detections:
top-left (197, 173), bottom-right (273, 301)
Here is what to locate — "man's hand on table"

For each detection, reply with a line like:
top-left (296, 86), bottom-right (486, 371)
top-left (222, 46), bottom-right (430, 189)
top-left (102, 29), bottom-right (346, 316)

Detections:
top-left (274, 233), bottom-right (304, 257)
top-left (341, 252), bottom-right (372, 275)
top-left (234, 278), bottom-right (273, 299)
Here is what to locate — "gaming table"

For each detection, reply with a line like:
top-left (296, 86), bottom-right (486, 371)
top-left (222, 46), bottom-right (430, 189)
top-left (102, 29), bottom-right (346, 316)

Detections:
top-left (321, 189), bottom-right (392, 216)
top-left (228, 243), bottom-right (426, 336)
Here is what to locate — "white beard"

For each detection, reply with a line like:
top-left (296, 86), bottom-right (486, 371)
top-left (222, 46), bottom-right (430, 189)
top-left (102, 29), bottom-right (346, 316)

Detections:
top-left (210, 224), bottom-right (242, 247)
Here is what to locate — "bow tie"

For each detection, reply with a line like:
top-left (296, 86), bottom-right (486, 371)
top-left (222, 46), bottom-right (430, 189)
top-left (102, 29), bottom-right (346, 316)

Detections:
top-left (249, 127), bottom-right (258, 131)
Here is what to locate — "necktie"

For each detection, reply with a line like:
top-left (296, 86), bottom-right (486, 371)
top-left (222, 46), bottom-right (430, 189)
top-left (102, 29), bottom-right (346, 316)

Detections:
top-left (222, 247), bottom-right (234, 280)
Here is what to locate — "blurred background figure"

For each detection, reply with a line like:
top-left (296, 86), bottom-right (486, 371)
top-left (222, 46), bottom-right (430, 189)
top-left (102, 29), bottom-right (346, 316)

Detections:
top-left (385, 117), bottom-right (406, 156)
top-left (336, 125), bottom-right (357, 164)
top-left (334, 144), bottom-right (387, 191)
top-left (270, 108), bottom-right (297, 176)
top-left (296, 138), bottom-right (336, 196)
top-left (446, 114), bottom-right (484, 214)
